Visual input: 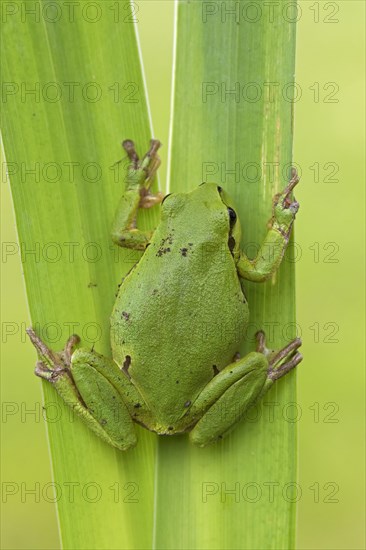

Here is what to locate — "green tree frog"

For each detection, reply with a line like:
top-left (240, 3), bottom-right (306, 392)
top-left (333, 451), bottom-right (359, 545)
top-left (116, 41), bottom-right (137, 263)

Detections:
top-left (27, 139), bottom-right (302, 451)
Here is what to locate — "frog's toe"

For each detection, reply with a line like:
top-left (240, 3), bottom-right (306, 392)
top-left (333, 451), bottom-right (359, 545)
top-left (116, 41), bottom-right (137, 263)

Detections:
top-left (255, 330), bottom-right (274, 357)
top-left (122, 139), bottom-right (139, 168)
top-left (285, 167), bottom-right (300, 193)
top-left (34, 360), bottom-right (55, 380)
top-left (273, 168), bottom-right (300, 209)
top-left (267, 337), bottom-right (303, 381)
top-left (63, 334), bottom-right (81, 364)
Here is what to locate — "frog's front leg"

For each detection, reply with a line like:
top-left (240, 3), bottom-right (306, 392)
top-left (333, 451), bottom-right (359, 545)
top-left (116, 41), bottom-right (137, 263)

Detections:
top-left (186, 332), bottom-right (302, 447)
top-left (237, 169), bottom-right (300, 282)
top-left (27, 329), bottom-right (151, 451)
top-left (111, 139), bottom-right (164, 251)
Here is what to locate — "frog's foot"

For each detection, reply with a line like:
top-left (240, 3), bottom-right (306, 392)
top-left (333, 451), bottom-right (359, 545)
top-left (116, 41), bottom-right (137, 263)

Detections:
top-left (27, 328), bottom-right (137, 451)
top-left (255, 330), bottom-right (302, 381)
top-left (122, 138), bottom-right (162, 190)
top-left (27, 327), bottom-right (79, 382)
top-left (271, 168), bottom-right (300, 239)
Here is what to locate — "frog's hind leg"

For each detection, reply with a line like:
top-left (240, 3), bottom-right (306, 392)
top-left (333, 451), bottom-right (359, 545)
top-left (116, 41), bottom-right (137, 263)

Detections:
top-left (187, 332), bottom-right (302, 447)
top-left (27, 329), bottom-right (139, 451)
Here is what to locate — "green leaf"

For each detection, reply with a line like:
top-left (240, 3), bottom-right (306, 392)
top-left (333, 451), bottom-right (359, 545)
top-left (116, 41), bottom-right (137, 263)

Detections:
top-left (2, 2), bottom-right (158, 548)
top-left (153, 2), bottom-right (298, 549)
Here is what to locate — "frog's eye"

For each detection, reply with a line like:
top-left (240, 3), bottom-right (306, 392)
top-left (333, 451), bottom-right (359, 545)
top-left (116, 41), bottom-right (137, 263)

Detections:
top-left (227, 207), bottom-right (237, 226)
top-left (162, 193), bottom-right (172, 204)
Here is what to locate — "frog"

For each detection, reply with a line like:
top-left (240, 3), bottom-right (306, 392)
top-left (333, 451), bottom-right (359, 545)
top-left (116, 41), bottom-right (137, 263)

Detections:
top-left (27, 139), bottom-right (302, 451)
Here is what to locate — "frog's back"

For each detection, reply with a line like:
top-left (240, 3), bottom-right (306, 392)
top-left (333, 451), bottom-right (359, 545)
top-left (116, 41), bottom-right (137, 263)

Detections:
top-left (111, 223), bottom-right (249, 429)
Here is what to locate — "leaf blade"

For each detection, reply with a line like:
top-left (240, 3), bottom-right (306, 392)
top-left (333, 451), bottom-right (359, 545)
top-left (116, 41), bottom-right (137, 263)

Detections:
top-left (154, 2), bottom-right (298, 548)
top-left (2, 3), bottom-right (158, 548)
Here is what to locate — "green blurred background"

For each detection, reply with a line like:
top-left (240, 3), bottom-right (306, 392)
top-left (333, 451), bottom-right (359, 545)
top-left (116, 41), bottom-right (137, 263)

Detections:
top-left (1, 1), bottom-right (364, 549)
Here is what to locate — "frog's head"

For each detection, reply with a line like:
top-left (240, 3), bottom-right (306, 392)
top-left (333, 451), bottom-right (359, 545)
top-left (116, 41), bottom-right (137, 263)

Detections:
top-left (161, 182), bottom-right (242, 261)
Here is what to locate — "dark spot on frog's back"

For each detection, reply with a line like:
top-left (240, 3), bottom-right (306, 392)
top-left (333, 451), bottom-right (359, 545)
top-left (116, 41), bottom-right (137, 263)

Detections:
top-left (156, 235), bottom-right (174, 256)
top-left (121, 311), bottom-right (130, 321)
top-left (122, 355), bottom-right (131, 378)
top-left (156, 247), bottom-right (171, 257)
top-left (180, 241), bottom-right (194, 256)
top-left (156, 235), bottom-right (173, 258)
